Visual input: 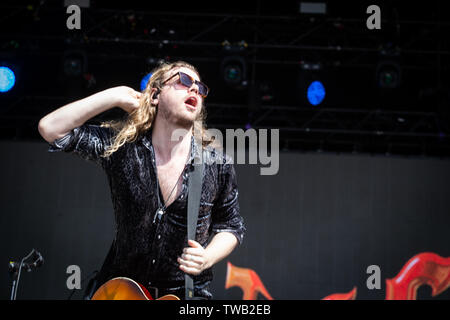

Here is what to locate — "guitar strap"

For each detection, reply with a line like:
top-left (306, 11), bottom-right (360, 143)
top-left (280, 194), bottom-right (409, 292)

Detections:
top-left (185, 149), bottom-right (204, 300)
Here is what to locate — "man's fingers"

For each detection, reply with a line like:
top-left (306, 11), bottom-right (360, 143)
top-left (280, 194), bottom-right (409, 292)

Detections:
top-left (181, 253), bottom-right (204, 265)
top-left (178, 256), bottom-right (201, 268)
top-left (179, 264), bottom-right (200, 275)
top-left (179, 241), bottom-right (206, 275)
top-left (183, 247), bottom-right (203, 256)
top-left (178, 258), bottom-right (202, 275)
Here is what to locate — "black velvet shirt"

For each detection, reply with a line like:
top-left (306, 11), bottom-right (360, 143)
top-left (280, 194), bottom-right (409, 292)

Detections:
top-left (48, 124), bottom-right (245, 299)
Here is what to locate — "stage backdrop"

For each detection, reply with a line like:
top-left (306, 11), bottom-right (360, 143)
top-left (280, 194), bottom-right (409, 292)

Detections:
top-left (1, 140), bottom-right (449, 300)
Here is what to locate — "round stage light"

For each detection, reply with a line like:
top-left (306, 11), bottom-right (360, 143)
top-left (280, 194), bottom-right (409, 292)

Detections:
top-left (220, 56), bottom-right (247, 89)
top-left (307, 80), bottom-right (326, 106)
top-left (376, 61), bottom-right (401, 89)
top-left (140, 72), bottom-right (152, 91)
top-left (378, 67), bottom-right (400, 88)
top-left (63, 57), bottom-right (84, 77)
top-left (223, 64), bottom-right (242, 84)
top-left (0, 66), bottom-right (16, 93)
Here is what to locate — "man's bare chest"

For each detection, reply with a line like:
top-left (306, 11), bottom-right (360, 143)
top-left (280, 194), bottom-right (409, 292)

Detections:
top-left (156, 160), bottom-right (187, 207)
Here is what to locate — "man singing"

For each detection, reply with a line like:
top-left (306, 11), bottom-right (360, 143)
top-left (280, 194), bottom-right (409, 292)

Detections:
top-left (38, 61), bottom-right (245, 299)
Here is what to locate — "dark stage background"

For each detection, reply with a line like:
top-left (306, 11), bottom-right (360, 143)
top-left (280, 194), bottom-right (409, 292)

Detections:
top-left (1, 1), bottom-right (450, 300)
top-left (0, 141), bottom-right (449, 300)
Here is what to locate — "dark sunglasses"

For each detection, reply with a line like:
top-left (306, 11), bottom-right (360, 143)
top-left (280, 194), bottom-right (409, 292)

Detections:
top-left (162, 71), bottom-right (209, 98)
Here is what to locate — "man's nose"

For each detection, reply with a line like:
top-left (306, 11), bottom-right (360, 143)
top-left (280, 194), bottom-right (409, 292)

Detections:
top-left (189, 82), bottom-right (199, 95)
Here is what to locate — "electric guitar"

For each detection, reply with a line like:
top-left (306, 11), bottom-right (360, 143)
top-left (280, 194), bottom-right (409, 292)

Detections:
top-left (91, 277), bottom-right (180, 300)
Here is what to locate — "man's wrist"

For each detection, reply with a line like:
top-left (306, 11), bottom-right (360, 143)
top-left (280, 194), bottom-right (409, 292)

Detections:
top-left (203, 248), bottom-right (216, 270)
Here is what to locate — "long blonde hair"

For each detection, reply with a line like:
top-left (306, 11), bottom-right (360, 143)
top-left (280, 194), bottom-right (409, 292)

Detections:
top-left (101, 61), bottom-right (216, 158)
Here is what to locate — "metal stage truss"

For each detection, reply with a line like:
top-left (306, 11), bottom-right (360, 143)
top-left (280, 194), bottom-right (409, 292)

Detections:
top-left (1, 2), bottom-right (449, 157)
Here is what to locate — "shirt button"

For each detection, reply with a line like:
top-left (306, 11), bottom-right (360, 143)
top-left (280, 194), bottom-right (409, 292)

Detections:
top-left (152, 259), bottom-right (156, 264)
top-left (180, 195), bottom-right (184, 199)
top-left (157, 234), bottom-right (161, 240)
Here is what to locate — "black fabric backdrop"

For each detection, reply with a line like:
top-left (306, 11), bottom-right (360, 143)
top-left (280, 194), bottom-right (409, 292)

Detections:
top-left (1, 141), bottom-right (449, 300)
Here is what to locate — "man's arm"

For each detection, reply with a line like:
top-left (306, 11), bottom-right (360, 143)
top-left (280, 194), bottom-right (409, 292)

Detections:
top-left (38, 86), bottom-right (141, 143)
top-left (178, 232), bottom-right (238, 276)
top-left (179, 159), bottom-right (245, 276)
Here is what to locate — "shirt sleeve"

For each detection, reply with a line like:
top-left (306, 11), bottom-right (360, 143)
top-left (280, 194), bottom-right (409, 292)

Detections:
top-left (211, 161), bottom-right (246, 245)
top-left (47, 124), bottom-right (115, 167)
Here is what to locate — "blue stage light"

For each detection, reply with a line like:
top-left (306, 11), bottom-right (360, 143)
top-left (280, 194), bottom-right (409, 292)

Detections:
top-left (307, 80), bottom-right (325, 106)
top-left (0, 66), bottom-right (16, 93)
top-left (140, 72), bottom-right (152, 91)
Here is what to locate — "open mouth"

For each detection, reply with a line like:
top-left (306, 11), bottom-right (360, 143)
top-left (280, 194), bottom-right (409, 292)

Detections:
top-left (185, 96), bottom-right (198, 109)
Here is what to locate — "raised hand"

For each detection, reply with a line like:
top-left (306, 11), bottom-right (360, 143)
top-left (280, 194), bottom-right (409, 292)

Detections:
top-left (108, 86), bottom-right (143, 114)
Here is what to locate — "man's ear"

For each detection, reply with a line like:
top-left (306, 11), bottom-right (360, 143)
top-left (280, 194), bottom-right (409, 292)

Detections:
top-left (151, 88), bottom-right (160, 105)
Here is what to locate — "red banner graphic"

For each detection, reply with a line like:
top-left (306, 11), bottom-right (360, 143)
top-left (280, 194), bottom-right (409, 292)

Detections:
top-left (322, 287), bottom-right (357, 300)
top-left (385, 252), bottom-right (450, 300)
top-left (323, 252), bottom-right (450, 300)
top-left (225, 261), bottom-right (274, 300)
top-left (225, 252), bottom-right (450, 300)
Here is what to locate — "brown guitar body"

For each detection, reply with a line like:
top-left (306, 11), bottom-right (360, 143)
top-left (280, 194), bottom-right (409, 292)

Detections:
top-left (91, 277), bottom-right (180, 300)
